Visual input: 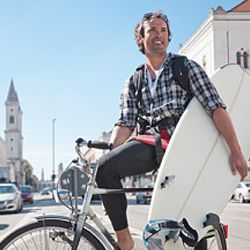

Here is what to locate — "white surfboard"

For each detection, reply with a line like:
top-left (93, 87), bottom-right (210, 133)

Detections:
top-left (148, 64), bottom-right (250, 237)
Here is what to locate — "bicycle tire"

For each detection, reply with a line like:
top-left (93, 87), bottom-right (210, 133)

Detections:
top-left (0, 218), bottom-right (106, 250)
top-left (206, 224), bottom-right (227, 250)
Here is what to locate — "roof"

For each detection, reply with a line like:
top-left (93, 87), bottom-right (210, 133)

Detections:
top-left (7, 79), bottom-right (19, 103)
top-left (228, 0), bottom-right (250, 12)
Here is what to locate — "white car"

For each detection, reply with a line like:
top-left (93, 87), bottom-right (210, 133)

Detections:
top-left (0, 183), bottom-right (23, 213)
top-left (232, 182), bottom-right (250, 203)
top-left (40, 187), bottom-right (51, 195)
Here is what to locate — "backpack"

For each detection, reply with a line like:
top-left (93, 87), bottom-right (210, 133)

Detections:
top-left (131, 55), bottom-right (193, 165)
top-left (133, 55), bottom-right (192, 109)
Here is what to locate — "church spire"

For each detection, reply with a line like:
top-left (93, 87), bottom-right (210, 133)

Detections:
top-left (7, 79), bottom-right (19, 103)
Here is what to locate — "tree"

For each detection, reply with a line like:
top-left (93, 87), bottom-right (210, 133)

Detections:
top-left (22, 159), bottom-right (33, 186)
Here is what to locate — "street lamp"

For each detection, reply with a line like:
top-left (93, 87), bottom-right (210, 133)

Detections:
top-left (52, 118), bottom-right (56, 189)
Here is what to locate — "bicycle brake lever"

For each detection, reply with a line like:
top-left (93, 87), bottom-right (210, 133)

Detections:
top-left (75, 138), bottom-right (88, 147)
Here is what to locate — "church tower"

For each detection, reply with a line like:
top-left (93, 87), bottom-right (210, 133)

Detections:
top-left (4, 80), bottom-right (24, 185)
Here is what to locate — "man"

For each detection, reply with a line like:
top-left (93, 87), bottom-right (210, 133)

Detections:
top-left (96, 12), bottom-right (248, 250)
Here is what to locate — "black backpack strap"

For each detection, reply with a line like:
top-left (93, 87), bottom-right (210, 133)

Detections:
top-left (133, 64), bottom-right (150, 135)
top-left (154, 134), bottom-right (164, 165)
top-left (172, 55), bottom-right (192, 98)
top-left (132, 64), bottom-right (145, 106)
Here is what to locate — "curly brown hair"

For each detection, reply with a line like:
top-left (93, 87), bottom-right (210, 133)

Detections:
top-left (134, 11), bottom-right (171, 55)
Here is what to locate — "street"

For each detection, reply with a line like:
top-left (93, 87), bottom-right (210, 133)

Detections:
top-left (0, 193), bottom-right (250, 249)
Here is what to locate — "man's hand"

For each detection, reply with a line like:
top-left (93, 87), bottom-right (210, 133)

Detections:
top-left (212, 107), bottom-right (248, 181)
top-left (230, 151), bottom-right (248, 181)
top-left (109, 126), bottom-right (133, 149)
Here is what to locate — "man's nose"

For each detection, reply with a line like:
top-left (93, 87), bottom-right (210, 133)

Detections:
top-left (154, 29), bottom-right (162, 37)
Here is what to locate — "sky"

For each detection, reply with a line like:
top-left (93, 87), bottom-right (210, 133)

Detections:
top-left (0, 0), bottom-right (243, 180)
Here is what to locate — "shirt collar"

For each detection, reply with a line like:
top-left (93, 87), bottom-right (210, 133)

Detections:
top-left (162, 52), bottom-right (176, 67)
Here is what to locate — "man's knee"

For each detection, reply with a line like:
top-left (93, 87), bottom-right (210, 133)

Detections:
top-left (96, 164), bottom-right (105, 187)
top-left (96, 162), bottom-right (118, 188)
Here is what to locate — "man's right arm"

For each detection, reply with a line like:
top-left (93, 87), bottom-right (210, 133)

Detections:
top-left (109, 126), bottom-right (133, 149)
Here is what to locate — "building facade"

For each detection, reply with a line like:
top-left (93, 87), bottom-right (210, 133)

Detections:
top-left (0, 80), bottom-right (24, 185)
top-left (179, 0), bottom-right (250, 77)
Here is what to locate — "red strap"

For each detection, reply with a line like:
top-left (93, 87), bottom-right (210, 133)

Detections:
top-left (133, 129), bottom-right (170, 151)
top-left (160, 129), bottom-right (170, 141)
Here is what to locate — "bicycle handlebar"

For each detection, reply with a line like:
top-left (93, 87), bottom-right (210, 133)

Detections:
top-left (75, 138), bottom-right (112, 150)
top-left (87, 140), bottom-right (112, 150)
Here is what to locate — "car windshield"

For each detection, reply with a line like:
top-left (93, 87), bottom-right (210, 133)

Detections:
top-left (21, 187), bottom-right (31, 193)
top-left (0, 186), bottom-right (15, 194)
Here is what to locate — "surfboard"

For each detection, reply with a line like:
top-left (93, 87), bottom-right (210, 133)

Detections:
top-left (148, 64), bottom-right (250, 238)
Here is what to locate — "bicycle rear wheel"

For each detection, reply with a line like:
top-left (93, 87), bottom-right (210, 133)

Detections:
top-left (205, 224), bottom-right (227, 250)
top-left (0, 218), bottom-right (106, 250)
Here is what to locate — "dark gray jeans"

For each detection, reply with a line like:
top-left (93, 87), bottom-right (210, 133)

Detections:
top-left (96, 140), bottom-right (158, 231)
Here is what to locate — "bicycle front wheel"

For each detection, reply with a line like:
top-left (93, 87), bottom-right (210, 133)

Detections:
top-left (0, 218), bottom-right (106, 250)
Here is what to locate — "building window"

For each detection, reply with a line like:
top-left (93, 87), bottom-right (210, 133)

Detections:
top-left (10, 139), bottom-right (14, 152)
top-left (9, 115), bottom-right (14, 124)
top-left (236, 48), bottom-right (248, 69)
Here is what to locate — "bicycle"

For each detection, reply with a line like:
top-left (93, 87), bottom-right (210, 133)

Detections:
top-left (0, 138), bottom-right (228, 250)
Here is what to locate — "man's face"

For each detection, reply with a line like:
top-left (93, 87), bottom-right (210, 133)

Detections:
top-left (141, 17), bottom-right (169, 56)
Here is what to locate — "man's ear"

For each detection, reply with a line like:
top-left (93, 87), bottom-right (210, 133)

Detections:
top-left (138, 34), bottom-right (144, 48)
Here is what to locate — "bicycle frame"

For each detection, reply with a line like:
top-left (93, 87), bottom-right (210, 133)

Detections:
top-left (55, 138), bottom-right (227, 250)
top-left (57, 139), bottom-right (154, 250)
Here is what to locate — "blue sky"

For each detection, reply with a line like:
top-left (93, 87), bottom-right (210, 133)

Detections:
top-left (0, 0), bottom-right (243, 180)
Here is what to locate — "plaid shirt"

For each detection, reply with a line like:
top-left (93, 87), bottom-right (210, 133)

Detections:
top-left (115, 53), bottom-right (226, 136)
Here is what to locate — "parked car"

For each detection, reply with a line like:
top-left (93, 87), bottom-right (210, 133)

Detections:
top-left (0, 183), bottom-right (23, 213)
top-left (232, 182), bottom-right (250, 203)
top-left (57, 188), bottom-right (70, 200)
top-left (136, 184), bottom-right (154, 204)
top-left (20, 185), bottom-right (33, 203)
top-left (40, 187), bottom-right (51, 195)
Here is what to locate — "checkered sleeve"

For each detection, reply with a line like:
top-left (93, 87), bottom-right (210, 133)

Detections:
top-left (187, 59), bottom-right (226, 116)
top-left (115, 76), bottom-right (138, 129)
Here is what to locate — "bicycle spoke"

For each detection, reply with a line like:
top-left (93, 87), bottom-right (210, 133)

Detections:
top-left (1, 221), bottom-right (105, 250)
top-left (30, 232), bottom-right (38, 249)
top-left (21, 236), bottom-right (29, 249)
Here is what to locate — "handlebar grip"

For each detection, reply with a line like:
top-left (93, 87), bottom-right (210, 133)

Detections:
top-left (87, 140), bottom-right (112, 150)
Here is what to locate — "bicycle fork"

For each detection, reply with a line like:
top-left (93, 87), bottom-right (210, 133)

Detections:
top-left (71, 184), bottom-right (120, 250)
top-left (89, 208), bottom-right (121, 250)
top-left (71, 183), bottom-right (94, 250)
